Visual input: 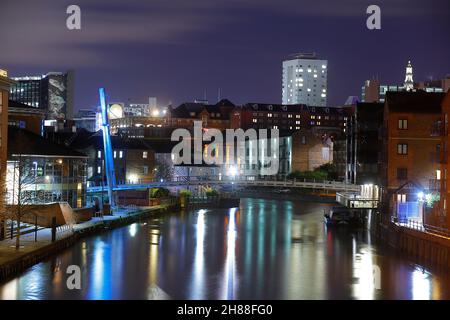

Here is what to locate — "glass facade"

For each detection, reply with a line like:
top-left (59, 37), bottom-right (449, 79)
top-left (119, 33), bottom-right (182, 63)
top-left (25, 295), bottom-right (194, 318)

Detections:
top-left (6, 156), bottom-right (87, 208)
top-left (9, 79), bottom-right (42, 108)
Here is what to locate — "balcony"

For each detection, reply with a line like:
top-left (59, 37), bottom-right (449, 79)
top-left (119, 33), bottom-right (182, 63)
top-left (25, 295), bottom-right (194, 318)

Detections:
top-left (429, 179), bottom-right (441, 191)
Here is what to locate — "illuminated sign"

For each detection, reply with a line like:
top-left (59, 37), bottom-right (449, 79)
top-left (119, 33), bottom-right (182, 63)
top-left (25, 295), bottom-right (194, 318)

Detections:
top-left (0, 69), bottom-right (8, 77)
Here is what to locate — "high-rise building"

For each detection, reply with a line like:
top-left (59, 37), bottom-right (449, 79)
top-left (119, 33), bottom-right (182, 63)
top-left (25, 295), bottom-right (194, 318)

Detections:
top-left (282, 53), bottom-right (328, 106)
top-left (9, 71), bottom-right (74, 120)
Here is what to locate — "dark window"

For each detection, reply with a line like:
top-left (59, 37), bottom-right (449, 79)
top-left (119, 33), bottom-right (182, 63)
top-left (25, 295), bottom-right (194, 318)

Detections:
top-left (397, 168), bottom-right (408, 180)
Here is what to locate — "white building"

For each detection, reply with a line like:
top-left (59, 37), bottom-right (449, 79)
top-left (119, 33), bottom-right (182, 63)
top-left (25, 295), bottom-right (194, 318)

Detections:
top-left (282, 53), bottom-right (328, 106)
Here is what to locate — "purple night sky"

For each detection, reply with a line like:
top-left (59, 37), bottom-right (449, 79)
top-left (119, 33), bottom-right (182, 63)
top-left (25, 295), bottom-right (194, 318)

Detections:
top-left (0, 0), bottom-right (449, 110)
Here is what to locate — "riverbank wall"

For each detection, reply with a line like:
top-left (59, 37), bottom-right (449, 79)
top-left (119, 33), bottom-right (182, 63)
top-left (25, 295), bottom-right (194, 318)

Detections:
top-left (374, 221), bottom-right (450, 270)
top-left (0, 204), bottom-right (176, 283)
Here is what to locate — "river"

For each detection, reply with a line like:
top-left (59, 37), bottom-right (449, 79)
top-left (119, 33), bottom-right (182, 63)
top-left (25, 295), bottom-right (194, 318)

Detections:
top-left (1, 198), bottom-right (449, 300)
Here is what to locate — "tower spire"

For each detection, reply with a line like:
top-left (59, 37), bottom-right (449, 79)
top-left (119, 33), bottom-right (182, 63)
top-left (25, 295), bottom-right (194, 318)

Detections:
top-left (404, 60), bottom-right (414, 91)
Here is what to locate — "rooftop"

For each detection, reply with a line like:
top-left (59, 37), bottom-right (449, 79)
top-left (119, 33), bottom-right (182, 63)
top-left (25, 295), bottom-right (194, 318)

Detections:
top-left (385, 91), bottom-right (446, 114)
top-left (8, 127), bottom-right (87, 158)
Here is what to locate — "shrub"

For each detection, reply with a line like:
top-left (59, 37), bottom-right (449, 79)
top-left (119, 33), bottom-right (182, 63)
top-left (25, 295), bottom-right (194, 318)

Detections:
top-left (179, 189), bottom-right (192, 197)
top-left (205, 188), bottom-right (219, 197)
top-left (150, 187), bottom-right (170, 198)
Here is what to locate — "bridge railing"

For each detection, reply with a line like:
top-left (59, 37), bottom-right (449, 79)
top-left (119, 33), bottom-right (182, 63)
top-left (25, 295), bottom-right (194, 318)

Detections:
top-left (87, 175), bottom-right (360, 193)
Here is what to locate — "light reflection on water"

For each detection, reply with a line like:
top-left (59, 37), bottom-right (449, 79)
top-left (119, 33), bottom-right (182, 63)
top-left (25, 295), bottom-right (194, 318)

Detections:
top-left (0, 198), bottom-right (449, 300)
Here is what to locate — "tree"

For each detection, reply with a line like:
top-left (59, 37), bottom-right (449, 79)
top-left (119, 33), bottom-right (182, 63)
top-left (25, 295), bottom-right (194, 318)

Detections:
top-left (0, 172), bottom-right (8, 241)
top-left (154, 154), bottom-right (174, 181)
top-left (6, 153), bottom-right (39, 249)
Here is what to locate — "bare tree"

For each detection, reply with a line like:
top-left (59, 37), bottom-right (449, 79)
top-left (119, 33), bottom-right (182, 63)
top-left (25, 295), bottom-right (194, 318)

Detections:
top-left (0, 171), bottom-right (8, 241)
top-left (6, 153), bottom-right (39, 249)
top-left (154, 154), bottom-right (174, 181)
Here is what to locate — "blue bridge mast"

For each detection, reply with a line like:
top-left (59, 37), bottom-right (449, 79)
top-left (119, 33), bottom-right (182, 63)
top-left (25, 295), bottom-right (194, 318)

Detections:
top-left (99, 88), bottom-right (117, 208)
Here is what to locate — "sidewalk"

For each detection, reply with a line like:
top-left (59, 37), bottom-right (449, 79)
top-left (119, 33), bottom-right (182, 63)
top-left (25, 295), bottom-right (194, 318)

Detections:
top-left (0, 205), bottom-right (166, 271)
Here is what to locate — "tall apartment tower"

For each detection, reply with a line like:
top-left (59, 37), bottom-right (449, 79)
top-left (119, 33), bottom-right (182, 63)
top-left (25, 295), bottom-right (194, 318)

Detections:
top-left (282, 52), bottom-right (328, 106)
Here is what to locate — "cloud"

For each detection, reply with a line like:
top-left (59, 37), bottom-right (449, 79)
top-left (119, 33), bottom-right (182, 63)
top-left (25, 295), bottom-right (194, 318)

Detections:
top-left (0, 0), bottom-right (447, 68)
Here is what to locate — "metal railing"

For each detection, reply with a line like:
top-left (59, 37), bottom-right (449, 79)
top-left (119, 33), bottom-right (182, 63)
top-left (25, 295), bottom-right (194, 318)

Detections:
top-left (336, 192), bottom-right (379, 209)
top-left (391, 216), bottom-right (450, 238)
top-left (87, 175), bottom-right (360, 193)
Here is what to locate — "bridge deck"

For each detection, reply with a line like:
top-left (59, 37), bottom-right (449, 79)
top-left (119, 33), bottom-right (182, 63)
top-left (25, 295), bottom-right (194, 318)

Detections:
top-left (87, 177), bottom-right (360, 193)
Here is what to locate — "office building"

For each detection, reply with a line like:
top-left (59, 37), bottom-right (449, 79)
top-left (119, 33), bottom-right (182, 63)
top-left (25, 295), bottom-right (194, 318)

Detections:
top-left (9, 71), bottom-right (74, 120)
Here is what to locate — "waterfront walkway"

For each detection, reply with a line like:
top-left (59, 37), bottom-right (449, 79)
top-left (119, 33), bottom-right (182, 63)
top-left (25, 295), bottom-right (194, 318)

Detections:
top-left (0, 206), bottom-right (165, 271)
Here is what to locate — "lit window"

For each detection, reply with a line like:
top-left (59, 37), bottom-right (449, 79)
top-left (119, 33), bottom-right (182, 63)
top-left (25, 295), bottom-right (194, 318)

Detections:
top-left (397, 194), bottom-right (406, 203)
top-left (119, 151), bottom-right (123, 158)
top-left (398, 119), bottom-right (408, 130)
top-left (296, 115), bottom-right (301, 119)
top-left (397, 144), bottom-right (408, 155)
top-left (322, 64), bottom-right (326, 69)
top-left (97, 166), bottom-right (101, 174)
top-left (267, 113), bottom-right (273, 118)
top-left (113, 151), bottom-right (117, 158)
top-left (97, 150), bottom-right (101, 159)
top-left (437, 170), bottom-right (441, 180)
top-left (143, 151), bottom-right (148, 159)
top-left (252, 118), bottom-right (257, 123)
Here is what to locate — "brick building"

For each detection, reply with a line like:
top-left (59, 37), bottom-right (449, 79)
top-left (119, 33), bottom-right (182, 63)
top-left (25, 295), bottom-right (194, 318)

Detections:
top-left (167, 99), bottom-right (235, 131)
top-left (68, 132), bottom-right (156, 186)
top-left (381, 91), bottom-right (446, 224)
top-left (435, 90), bottom-right (450, 229)
top-left (0, 70), bottom-right (15, 240)
top-left (231, 103), bottom-right (352, 133)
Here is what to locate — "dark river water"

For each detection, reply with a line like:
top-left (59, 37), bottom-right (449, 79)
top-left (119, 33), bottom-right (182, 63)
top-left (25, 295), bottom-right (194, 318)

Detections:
top-left (1, 198), bottom-right (450, 300)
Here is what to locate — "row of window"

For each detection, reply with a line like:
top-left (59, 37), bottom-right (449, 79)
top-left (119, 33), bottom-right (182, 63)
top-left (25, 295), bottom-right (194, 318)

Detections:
top-left (97, 150), bottom-right (148, 159)
top-left (397, 168), bottom-right (442, 181)
top-left (96, 165), bottom-right (150, 174)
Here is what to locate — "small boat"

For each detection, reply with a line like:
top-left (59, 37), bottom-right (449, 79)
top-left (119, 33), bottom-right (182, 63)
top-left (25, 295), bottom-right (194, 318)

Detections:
top-left (324, 206), bottom-right (363, 227)
top-left (275, 189), bottom-right (291, 194)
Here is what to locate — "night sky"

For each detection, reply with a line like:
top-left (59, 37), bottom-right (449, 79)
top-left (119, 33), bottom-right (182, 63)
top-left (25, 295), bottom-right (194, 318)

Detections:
top-left (1, 0), bottom-right (449, 111)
